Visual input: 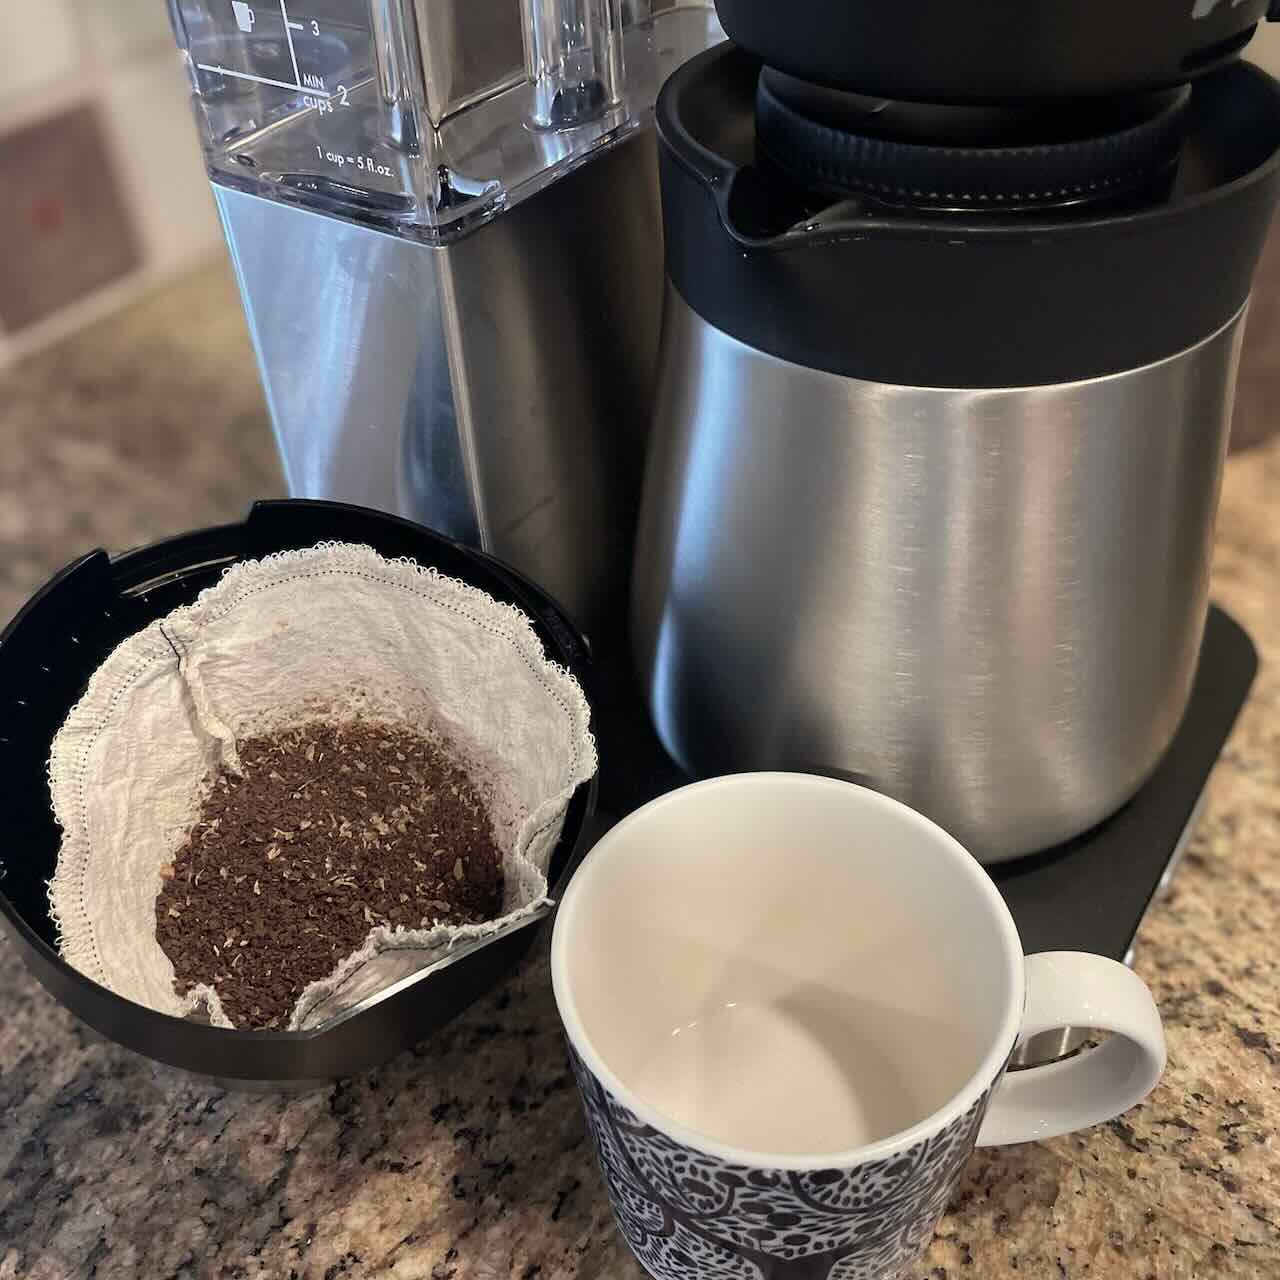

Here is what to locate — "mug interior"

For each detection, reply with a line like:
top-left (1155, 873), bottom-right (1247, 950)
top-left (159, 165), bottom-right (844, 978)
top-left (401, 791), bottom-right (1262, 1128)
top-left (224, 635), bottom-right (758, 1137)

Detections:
top-left (552, 774), bottom-right (1023, 1162)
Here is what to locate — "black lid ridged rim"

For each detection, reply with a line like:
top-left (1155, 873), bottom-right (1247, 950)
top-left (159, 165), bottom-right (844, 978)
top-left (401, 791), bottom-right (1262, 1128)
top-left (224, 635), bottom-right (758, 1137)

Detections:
top-left (755, 72), bottom-right (1193, 208)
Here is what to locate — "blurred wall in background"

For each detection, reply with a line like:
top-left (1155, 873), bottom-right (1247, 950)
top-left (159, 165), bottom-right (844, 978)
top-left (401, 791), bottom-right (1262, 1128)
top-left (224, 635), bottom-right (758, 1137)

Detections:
top-left (1251, 21), bottom-right (1280, 76)
top-left (0, 0), bottom-right (220, 370)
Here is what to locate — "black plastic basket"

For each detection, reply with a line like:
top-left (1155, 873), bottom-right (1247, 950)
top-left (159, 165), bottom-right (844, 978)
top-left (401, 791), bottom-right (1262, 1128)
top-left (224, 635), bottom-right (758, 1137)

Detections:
top-left (0, 500), bottom-right (598, 1082)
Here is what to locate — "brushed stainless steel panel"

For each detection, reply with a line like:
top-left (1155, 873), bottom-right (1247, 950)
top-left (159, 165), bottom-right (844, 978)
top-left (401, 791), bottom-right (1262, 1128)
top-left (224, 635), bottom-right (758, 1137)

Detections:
top-left (215, 128), bottom-right (661, 632)
top-left (633, 288), bottom-right (1246, 861)
top-left (413, 0), bottom-right (525, 124)
top-left (437, 132), bottom-right (661, 631)
top-left (1008, 1027), bottom-right (1097, 1070)
top-left (215, 182), bottom-right (474, 535)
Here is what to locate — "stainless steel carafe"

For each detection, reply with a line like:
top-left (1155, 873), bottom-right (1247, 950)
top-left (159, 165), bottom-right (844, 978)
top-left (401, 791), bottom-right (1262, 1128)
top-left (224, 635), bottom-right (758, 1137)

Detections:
top-left (167, 0), bottom-right (722, 633)
top-left (633, 45), bottom-right (1280, 861)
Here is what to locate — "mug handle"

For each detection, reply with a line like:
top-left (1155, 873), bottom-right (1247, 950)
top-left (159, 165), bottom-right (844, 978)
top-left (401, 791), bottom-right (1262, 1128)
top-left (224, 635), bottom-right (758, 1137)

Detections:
top-left (977, 951), bottom-right (1167, 1147)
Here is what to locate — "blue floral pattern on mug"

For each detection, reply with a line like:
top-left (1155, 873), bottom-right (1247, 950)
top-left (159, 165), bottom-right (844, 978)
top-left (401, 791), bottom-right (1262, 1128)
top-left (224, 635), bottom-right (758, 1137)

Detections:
top-left (570, 1045), bottom-right (993, 1280)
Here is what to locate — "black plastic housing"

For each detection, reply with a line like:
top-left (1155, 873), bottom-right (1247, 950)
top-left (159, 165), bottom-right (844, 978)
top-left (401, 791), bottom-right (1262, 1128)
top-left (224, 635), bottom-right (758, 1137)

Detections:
top-left (713, 0), bottom-right (1270, 102)
top-left (657, 45), bottom-right (1280, 387)
top-left (0, 500), bottom-right (597, 1082)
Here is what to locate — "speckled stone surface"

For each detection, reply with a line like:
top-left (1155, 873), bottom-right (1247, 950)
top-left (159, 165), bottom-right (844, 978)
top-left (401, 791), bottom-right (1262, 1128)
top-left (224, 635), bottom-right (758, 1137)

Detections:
top-left (1, 261), bottom-right (1279, 1280)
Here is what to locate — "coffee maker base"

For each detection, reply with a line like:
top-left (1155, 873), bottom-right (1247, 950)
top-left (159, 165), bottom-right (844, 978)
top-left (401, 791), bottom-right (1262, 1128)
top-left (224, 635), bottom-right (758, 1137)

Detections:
top-left (597, 603), bottom-right (1256, 969)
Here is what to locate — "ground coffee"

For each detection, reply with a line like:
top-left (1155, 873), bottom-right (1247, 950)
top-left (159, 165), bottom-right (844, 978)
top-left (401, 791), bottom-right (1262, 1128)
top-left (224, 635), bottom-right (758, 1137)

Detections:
top-left (155, 719), bottom-right (503, 1029)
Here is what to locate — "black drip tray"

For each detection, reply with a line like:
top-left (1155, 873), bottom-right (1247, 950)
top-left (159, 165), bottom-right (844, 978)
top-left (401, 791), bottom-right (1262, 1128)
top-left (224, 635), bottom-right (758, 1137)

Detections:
top-left (593, 604), bottom-right (1256, 962)
top-left (0, 501), bottom-right (599, 1082)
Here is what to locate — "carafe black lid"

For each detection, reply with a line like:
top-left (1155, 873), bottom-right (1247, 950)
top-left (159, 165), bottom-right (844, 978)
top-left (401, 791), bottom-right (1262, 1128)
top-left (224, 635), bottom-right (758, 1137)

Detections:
top-left (656, 45), bottom-right (1280, 387)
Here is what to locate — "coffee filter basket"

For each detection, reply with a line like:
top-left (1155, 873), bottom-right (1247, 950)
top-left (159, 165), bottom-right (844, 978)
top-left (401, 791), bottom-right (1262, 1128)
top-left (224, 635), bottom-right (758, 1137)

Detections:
top-left (47, 538), bottom-right (596, 1032)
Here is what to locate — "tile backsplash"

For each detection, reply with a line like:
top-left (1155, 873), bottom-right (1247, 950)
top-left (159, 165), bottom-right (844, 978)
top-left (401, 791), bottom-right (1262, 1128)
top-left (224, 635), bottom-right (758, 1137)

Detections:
top-left (0, 106), bottom-right (141, 333)
top-left (0, 0), bottom-right (220, 368)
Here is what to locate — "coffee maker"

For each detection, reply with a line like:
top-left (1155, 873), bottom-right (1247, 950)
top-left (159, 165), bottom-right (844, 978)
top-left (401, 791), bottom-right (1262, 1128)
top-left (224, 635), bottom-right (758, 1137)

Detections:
top-left (632, 1), bottom-right (1280, 861)
top-left (166, 0), bottom-right (723, 634)
top-left (172, 0), bottom-right (1280, 864)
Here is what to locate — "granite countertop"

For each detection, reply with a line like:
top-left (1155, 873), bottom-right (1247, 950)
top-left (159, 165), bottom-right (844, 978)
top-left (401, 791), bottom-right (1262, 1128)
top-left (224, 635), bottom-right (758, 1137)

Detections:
top-left (1, 261), bottom-right (1279, 1280)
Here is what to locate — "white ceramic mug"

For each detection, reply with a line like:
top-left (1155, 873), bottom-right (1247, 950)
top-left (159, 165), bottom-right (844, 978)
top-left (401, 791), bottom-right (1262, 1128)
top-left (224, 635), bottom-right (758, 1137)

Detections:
top-left (552, 774), bottom-right (1165, 1280)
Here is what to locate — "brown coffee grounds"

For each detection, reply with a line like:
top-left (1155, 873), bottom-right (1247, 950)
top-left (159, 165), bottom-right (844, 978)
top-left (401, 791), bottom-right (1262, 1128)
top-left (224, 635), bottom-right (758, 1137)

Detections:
top-left (155, 719), bottom-right (503, 1030)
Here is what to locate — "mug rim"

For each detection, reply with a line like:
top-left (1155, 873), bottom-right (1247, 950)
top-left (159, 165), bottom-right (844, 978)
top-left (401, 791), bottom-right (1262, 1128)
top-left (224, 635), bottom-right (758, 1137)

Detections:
top-left (551, 771), bottom-right (1025, 1171)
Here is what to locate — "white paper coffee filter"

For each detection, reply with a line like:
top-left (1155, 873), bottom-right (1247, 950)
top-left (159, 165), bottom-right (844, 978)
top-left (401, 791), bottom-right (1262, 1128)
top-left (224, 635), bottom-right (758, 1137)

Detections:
top-left (47, 542), bottom-right (596, 1030)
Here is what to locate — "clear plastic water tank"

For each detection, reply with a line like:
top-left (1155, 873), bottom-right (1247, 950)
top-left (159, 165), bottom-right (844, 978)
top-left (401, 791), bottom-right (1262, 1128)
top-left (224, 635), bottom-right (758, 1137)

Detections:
top-left (168, 0), bottom-right (721, 240)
